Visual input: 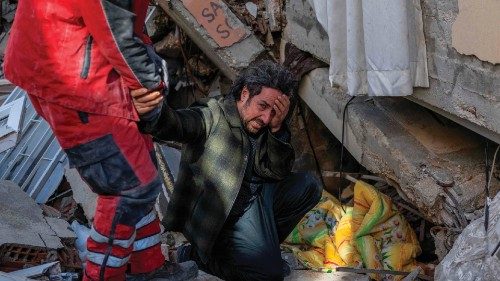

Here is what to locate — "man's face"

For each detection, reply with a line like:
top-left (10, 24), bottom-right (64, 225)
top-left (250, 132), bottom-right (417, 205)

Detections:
top-left (236, 86), bottom-right (283, 134)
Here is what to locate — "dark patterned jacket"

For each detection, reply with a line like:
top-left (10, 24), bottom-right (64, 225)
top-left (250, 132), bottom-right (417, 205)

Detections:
top-left (149, 96), bottom-right (295, 262)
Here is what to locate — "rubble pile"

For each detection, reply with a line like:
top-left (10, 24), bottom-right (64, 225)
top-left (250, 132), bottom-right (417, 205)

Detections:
top-left (0, 1), bottom-right (498, 280)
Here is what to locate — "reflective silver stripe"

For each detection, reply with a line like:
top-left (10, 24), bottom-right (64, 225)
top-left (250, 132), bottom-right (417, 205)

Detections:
top-left (133, 233), bottom-right (161, 251)
top-left (135, 210), bottom-right (157, 229)
top-left (86, 251), bottom-right (130, 268)
top-left (89, 227), bottom-right (136, 249)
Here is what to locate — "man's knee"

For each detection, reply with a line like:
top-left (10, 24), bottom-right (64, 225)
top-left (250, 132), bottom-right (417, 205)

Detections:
top-left (298, 172), bottom-right (323, 204)
top-left (212, 248), bottom-right (284, 281)
top-left (238, 256), bottom-right (283, 281)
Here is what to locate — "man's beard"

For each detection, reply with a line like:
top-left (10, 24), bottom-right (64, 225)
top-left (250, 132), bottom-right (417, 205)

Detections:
top-left (242, 100), bottom-right (265, 135)
top-left (243, 118), bottom-right (265, 135)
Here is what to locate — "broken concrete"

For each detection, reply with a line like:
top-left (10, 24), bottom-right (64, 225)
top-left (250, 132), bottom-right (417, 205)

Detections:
top-left (192, 268), bottom-right (369, 281)
top-left (154, 30), bottom-right (181, 58)
top-left (65, 168), bottom-right (96, 222)
top-left (283, 0), bottom-right (500, 143)
top-left (45, 217), bottom-right (76, 240)
top-left (297, 68), bottom-right (499, 228)
top-left (264, 0), bottom-right (284, 32)
top-left (0, 272), bottom-right (35, 281)
top-left (9, 261), bottom-right (60, 279)
top-left (283, 0), bottom-right (330, 63)
top-left (157, 0), bottom-right (266, 81)
top-left (0, 180), bottom-right (66, 249)
top-left (145, 6), bottom-right (169, 42)
top-left (286, 271), bottom-right (369, 281)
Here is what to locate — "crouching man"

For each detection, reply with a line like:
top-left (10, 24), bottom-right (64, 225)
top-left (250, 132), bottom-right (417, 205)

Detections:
top-left (134, 61), bottom-right (322, 281)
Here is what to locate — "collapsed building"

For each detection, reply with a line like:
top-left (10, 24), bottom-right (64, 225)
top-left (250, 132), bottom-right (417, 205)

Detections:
top-left (0, 0), bottom-right (498, 280)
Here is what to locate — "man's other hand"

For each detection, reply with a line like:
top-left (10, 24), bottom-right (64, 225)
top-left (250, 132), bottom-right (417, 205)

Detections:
top-left (270, 94), bottom-right (290, 133)
top-left (131, 88), bottom-right (163, 115)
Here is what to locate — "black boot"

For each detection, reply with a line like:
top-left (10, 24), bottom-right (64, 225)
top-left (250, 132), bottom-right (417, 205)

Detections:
top-left (126, 261), bottom-right (198, 281)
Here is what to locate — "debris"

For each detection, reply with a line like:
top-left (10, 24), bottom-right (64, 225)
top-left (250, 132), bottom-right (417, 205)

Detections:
top-left (0, 79), bottom-right (15, 96)
top-left (286, 270), bottom-right (369, 281)
top-left (207, 75), bottom-right (222, 98)
top-left (56, 243), bottom-right (82, 270)
top-left (337, 267), bottom-right (430, 281)
top-left (435, 191), bottom-right (500, 280)
top-left (401, 268), bottom-right (422, 281)
top-left (187, 55), bottom-right (215, 78)
top-left (56, 272), bottom-right (79, 281)
top-left (45, 218), bottom-right (76, 240)
top-left (65, 168), bottom-right (96, 222)
top-left (157, 0), bottom-right (266, 81)
top-left (282, 42), bottom-right (327, 80)
top-left (281, 251), bottom-right (306, 270)
top-left (0, 244), bottom-right (52, 273)
top-left (263, 0), bottom-right (283, 32)
top-left (154, 29), bottom-right (181, 58)
top-left (245, 2), bottom-right (258, 18)
top-left (9, 261), bottom-right (60, 278)
top-left (1, 1), bottom-right (17, 23)
top-left (48, 195), bottom-right (78, 222)
top-left (428, 168), bottom-right (455, 188)
top-left (0, 96), bottom-right (25, 153)
top-left (145, 5), bottom-right (169, 41)
top-left (0, 180), bottom-right (65, 250)
top-left (0, 88), bottom-right (68, 204)
top-left (40, 204), bottom-right (62, 219)
top-left (0, 271), bottom-right (36, 281)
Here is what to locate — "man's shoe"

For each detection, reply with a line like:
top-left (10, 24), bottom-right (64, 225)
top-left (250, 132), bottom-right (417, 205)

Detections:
top-left (126, 260), bottom-right (198, 281)
top-left (174, 244), bottom-right (193, 263)
top-left (282, 259), bottom-right (291, 277)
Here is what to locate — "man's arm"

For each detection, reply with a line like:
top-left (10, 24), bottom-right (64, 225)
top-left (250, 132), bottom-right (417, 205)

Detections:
top-left (255, 126), bottom-right (295, 180)
top-left (256, 95), bottom-right (295, 180)
top-left (76, 0), bottom-right (162, 90)
top-left (132, 89), bottom-right (209, 144)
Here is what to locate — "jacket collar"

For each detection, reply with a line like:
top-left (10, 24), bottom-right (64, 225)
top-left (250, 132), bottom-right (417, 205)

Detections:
top-left (219, 95), bottom-right (243, 128)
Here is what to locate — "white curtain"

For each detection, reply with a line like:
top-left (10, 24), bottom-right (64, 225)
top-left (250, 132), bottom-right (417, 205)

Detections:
top-left (307, 0), bottom-right (429, 96)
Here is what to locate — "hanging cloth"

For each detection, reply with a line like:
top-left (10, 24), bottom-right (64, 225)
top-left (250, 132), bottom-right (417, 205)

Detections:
top-left (307, 0), bottom-right (429, 96)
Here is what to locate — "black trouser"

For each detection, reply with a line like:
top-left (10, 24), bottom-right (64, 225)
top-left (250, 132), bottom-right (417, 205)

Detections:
top-left (198, 172), bottom-right (322, 281)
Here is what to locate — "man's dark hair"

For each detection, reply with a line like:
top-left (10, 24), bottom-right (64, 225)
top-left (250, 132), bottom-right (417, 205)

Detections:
top-left (229, 60), bottom-right (297, 101)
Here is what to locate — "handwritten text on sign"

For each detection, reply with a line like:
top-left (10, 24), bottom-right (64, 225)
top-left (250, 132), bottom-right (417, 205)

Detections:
top-left (181, 0), bottom-right (247, 48)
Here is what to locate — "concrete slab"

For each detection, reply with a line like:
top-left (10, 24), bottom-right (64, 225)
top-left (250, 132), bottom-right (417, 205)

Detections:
top-left (45, 217), bottom-right (76, 239)
top-left (157, 0), bottom-right (266, 81)
top-left (283, 0), bottom-right (500, 143)
top-left (0, 180), bottom-right (63, 249)
top-left (297, 68), bottom-right (499, 227)
top-left (286, 271), bottom-right (369, 281)
top-left (65, 168), bottom-right (96, 222)
top-left (192, 270), bottom-right (368, 281)
top-left (0, 272), bottom-right (36, 281)
top-left (283, 0), bottom-right (330, 64)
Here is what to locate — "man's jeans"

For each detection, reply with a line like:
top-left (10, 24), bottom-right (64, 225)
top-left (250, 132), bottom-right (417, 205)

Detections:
top-left (198, 172), bottom-right (322, 281)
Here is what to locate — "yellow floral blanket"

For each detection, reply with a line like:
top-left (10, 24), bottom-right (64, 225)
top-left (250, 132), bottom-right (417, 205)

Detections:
top-left (285, 180), bottom-right (421, 280)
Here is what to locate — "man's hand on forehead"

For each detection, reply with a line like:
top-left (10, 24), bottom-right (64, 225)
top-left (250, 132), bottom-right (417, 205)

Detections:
top-left (270, 94), bottom-right (290, 133)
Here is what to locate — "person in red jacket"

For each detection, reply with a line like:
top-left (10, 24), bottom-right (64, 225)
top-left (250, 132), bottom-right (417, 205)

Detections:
top-left (3, 1), bottom-right (196, 280)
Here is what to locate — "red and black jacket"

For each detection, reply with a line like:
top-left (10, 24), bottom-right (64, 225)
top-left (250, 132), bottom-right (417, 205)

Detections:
top-left (4, 0), bottom-right (163, 120)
